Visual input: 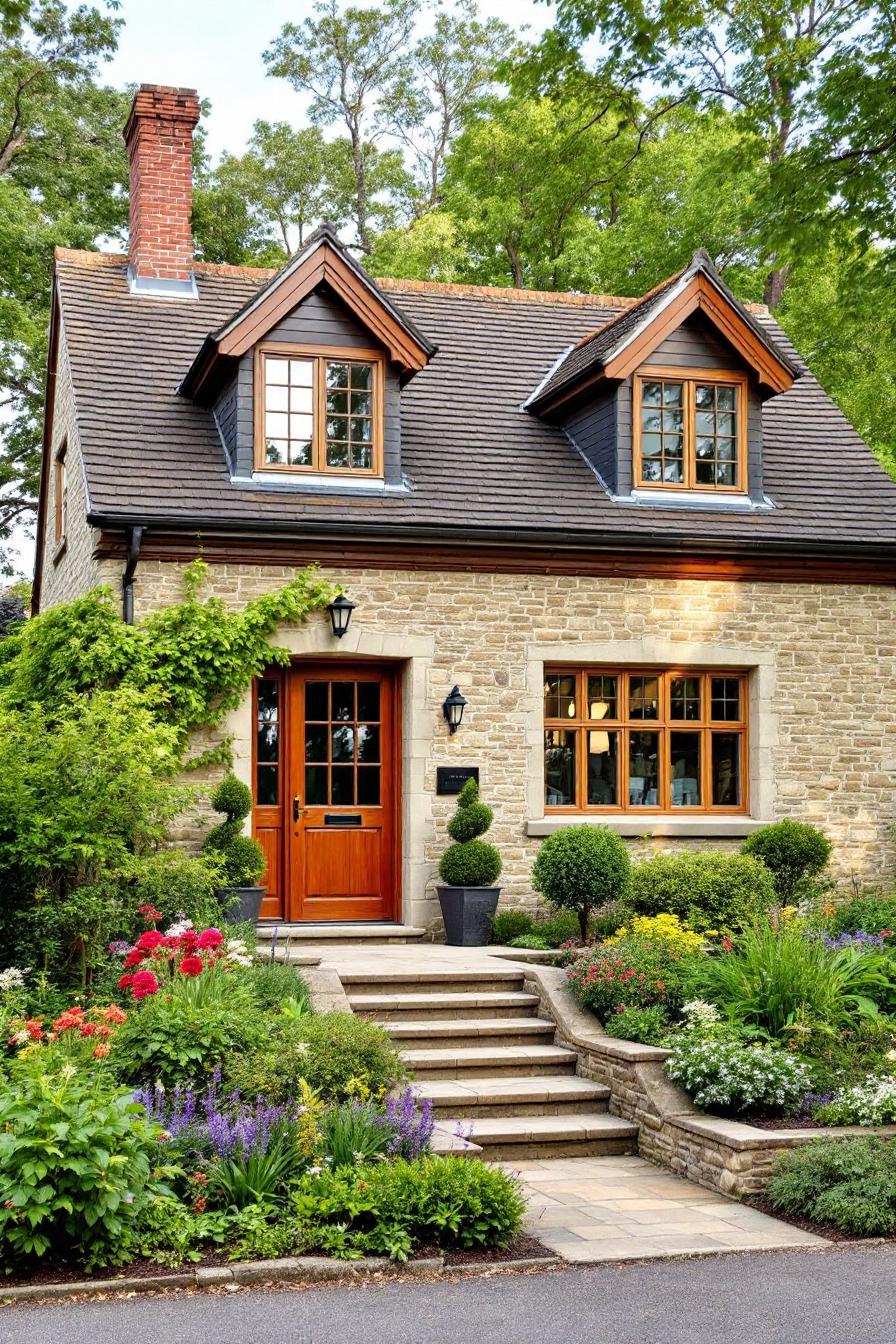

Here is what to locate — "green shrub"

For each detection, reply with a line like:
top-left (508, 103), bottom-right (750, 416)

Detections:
top-left (533, 825), bottom-right (631, 941)
top-left (766, 1137), bottom-right (896, 1235)
top-left (603, 1004), bottom-right (670, 1045)
top-left (203, 772), bottom-right (266, 887)
top-left (742, 819), bottom-right (832, 901)
top-left (320, 1100), bottom-right (394, 1167)
top-left (126, 849), bottom-right (224, 932)
top-left (0, 1058), bottom-right (166, 1268)
top-left (565, 933), bottom-right (702, 1018)
top-left (207, 1121), bottom-right (309, 1210)
top-left (694, 922), bottom-right (896, 1041)
top-left (489, 909), bottom-right (535, 944)
top-left (588, 899), bottom-right (635, 942)
top-left (829, 889), bottom-right (896, 937)
top-left (508, 934), bottom-right (551, 950)
top-left (135, 1198), bottom-right (230, 1267)
top-left (666, 1035), bottom-right (812, 1116)
top-left (815, 1076), bottom-right (896, 1126)
top-left (629, 851), bottom-right (775, 931)
top-left (112, 979), bottom-right (264, 1087)
top-left (244, 958), bottom-right (311, 1014)
top-left (229, 1012), bottom-right (404, 1104)
top-left (438, 779), bottom-right (502, 888)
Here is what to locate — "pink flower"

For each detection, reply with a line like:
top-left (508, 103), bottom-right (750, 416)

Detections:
top-left (136, 930), bottom-right (164, 952)
top-left (196, 928), bottom-right (223, 950)
top-left (124, 948), bottom-right (145, 969)
top-left (118, 973), bottom-right (134, 990)
top-left (130, 970), bottom-right (160, 999)
top-left (178, 955), bottom-right (204, 977)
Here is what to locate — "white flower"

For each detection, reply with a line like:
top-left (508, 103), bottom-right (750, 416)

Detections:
top-left (0, 967), bottom-right (29, 992)
top-left (166, 917), bottom-right (194, 937)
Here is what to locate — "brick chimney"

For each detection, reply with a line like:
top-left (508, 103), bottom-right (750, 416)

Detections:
top-left (123, 84), bottom-right (201, 296)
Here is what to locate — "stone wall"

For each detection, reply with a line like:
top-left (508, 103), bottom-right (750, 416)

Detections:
top-left (96, 554), bottom-right (896, 925)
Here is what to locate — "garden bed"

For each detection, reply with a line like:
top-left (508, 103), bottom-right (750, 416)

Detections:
top-left (746, 1197), bottom-right (887, 1244)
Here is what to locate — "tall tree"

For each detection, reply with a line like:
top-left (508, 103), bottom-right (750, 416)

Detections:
top-left (0, 0), bottom-right (128, 575)
top-left (264, 0), bottom-right (417, 253)
top-left (543, 0), bottom-right (876, 306)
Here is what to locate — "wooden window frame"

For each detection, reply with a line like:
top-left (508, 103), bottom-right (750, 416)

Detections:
top-left (54, 440), bottom-right (68, 546)
top-left (544, 667), bottom-right (749, 815)
top-left (254, 343), bottom-right (385, 477)
top-left (633, 368), bottom-right (748, 494)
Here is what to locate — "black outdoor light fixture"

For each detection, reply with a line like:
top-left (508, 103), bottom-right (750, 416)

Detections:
top-left (442, 685), bottom-right (468, 734)
top-left (327, 593), bottom-right (356, 639)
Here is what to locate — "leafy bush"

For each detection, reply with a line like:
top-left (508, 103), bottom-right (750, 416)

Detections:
top-left (135, 1197), bottom-right (230, 1267)
top-left (0, 1058), bottom-right (166, 1268)
top-left (536, 908), bottom-right (584, 946)
top-left (229, 1011), bottom-right (404, 1105)
top-left (565, 932), bottom-right (702, 1019)
top-left (508, 934), bottom-right (551, 950)
top-left (321, 1100), bottom-right (396, 1167)
top-left (533, 825), bottom-right (631, 941)
top-left (126, 849), bottom-right (225, 932)
top-left (203, 773), bottom-right (266, 887)
top-left (489, 909), bottom-right (534, 944)
top-left (665, 1036), bottom-right (812, 1116)
top-left (438, 778), bottom-right (501, 887)
top-left (603, 1004), bottom-right (670, 1045)
top-left (829, 889), bottom-right (896, 937)
top-left (815, 1076), bottom-right (896, 1126)
top-left (694, 922), bottom-right (896, 1041)
top-left (629, 852), bottom-right (774, 932)
top-left (244, 958), bottom-right (311, 1014)
top-left (113, 979), bottom-right (264, 1087)
top-left (589, 898), bottom-right (635, 941)
top-left (742, 819), bottom-right (832, 901)
top-left (766, 1137), bottom-right (896, 1235)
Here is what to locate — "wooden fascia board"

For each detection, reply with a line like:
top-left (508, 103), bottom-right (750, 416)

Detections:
top-left (31, 277), bottom-right (61, 614)
top-left (602, 274), bottom-right (794, 392)
top-left (215, 246), bottom-right (429, 372)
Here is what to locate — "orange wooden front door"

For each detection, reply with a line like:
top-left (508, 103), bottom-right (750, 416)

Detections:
top-left (284, 665), bottom-right (398, 922)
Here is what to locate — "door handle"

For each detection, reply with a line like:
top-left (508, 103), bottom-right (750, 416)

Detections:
top-left (293, 795), bottom-right (302, 822)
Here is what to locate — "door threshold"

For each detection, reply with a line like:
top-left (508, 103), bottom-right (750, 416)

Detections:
top-left (256, 922), bottom-right (428, 942)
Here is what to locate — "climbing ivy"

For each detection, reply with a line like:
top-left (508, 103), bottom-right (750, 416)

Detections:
top-left (0, 560), bottom-right (338, 757)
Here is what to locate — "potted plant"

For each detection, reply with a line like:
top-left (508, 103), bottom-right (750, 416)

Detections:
top-left (203, 773), bottom-right (267, 922)
top-left (436, 778), bottom-right (502, 945)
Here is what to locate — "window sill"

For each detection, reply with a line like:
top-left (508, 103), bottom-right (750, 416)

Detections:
top-left (51, 538), bottom-right (67, 566)
top-left (527, 815), bottom-right (767, 839)
top-left (231, 472), bottom-right (408, 497)
top-left (613, 489), bottom-right (773, 514)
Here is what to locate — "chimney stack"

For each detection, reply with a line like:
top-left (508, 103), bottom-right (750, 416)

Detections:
top-left (123, 84), bottom-right (201, 297)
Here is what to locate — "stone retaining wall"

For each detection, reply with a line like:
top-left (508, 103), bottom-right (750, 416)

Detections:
top-left (524, 963), bottom-right (896, 1197)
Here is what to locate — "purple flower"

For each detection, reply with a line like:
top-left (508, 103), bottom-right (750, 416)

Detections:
top-left (384, 1087), bottom-right (435, 1159)
top-left (822, 930), bottom-right (887, 951)
top-left (108, 941), bottom-right (130, 956)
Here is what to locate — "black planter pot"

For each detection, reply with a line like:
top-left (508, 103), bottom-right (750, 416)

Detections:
top-left (436, 885), bottom-right (501, 947)
top-left (218, 886), bottom-right (265, 923)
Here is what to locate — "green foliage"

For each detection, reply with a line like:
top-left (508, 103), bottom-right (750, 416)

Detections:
top-left (629, 852), bottom-right (775, 932)
top-left (208, 1123), bottom-right (309, 1210)
top-left (603, 1004), bottom-right (671, 1045)
top-left (229, 1011), bottom-right (404, 1105)
top-left (210, 774), bottom-right (253, 823)
top-left (125, 850), bottom-right (225, 933)
top-left (135, 1197), bottom-right (230, 1267)
top-left (321, 1100), bottom-right (393, 1167)
top-left (489, 909), bottom-right (535, 944)
top-left (0, 1058), bottom-right (166, 1268)
top-left (588, 899), bottom-right (636, 942)
top-left (508, 934), bottom-right (551, 950)
top-left (244, 958), bottom-right (311, 1015)
top-left (766, 1138), bottom-right (896, 1236)
top-left (742, 820), bottom-right (833, 901)
top-left (694, 923), bottom-right (896, 1043)
top-left (829, 890), bottom-right (896, 937)
top-left (532, 825), bottom-right (631, 941)
top-left (226, 1203), bottom-right (302, 1260)
top-left (536, 908), bottom-right (588, 945)
top-left (112, 980), bottom-right (264, 1088)
top-left (666, 1035), bottom-right (812, 1117)
top-left (211, 832), bottom-right (267, 889)
top-left (439, 778), bottom-right (502, 887)
top-left (566, 933), bottom-right (702, 1018)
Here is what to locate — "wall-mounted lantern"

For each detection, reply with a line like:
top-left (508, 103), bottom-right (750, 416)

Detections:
top-left (442, 685), bottom-right (468, 734)
top-left (327, 593), bottom-right (356, 639)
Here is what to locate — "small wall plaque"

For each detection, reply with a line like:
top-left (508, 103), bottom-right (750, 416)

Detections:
top-left (436, 766), bottom-right (480, 796)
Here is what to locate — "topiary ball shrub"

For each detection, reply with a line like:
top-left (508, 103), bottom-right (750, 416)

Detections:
top-left (742, 819), bottom-right (832, 902)
top-left (532, 825), bottom-right (631, 942)
top-left (203, 772), bottom-right (266, 888)
top-left (766, 1137), bottom-right (896, 1236)
top-left (629, 851), bottom-right (775, 931)
top-left (438, 778), bottom-right (502, 888)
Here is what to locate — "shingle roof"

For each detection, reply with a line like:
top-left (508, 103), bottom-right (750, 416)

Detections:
top-left (54, 249), bottom-right (896, 552)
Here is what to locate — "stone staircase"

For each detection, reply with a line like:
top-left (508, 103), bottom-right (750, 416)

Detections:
top-left (343, 964), bottom-right (638, 1162)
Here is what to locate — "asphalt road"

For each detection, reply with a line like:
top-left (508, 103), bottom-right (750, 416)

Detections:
top-left (3, 1247), bottom-right (895, 1344)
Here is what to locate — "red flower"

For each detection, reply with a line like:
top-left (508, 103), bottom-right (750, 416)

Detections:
top-left (93, 1044), bottom-right (111, 1059)
top-left (721, 937), bottom-right (734, 952)
top-left (178, 955), bottom-right (204, 977)
top-left (130, 970), bottom-right (160, 999)
top-left (882, 931), bottom-right (893, 939)
top-left (124, 948), bottom-right (145, 969)
top-left (179, 930), bottom-right (199, 951)
top-left (196, 927), bottom-right (223, 950)
top-left (103, 1004), bottom-right (127, 1025)
top-left (79, 1022), bottom-right (98, 1037)
top-left (139, 904), bottom-right (163, 924)
top-left (136, 930), bottom-right (164, 952)
top-left (118, 973), bottom-right (134, 990)
top-left (25, 1019), bottom-right (44, 1041)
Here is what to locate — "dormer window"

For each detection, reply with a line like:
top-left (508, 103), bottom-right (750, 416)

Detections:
top-left (255, 346), bottom-right (383, 475)
top-left (634, 371), bottom-right (746, 491)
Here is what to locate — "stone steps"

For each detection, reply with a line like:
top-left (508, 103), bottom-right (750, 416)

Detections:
top-left (435, 1113), bottom-right (639, 1160)
top-left (412, 1075), bottom-right (611, 1119)
top-left (382, 1017), bottom-right (556, 1050)
top-left (404, 1043), bottom-right (579, 1079)
top-left (349, 989), bottom-right (542, 1020)
top-left (340, 968), bottom-right (529, 997)
top-left (256, 923), bottom-right (428, 946)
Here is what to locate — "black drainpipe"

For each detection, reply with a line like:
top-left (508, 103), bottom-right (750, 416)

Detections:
top-left (122, 525), bottom-right (144, 624)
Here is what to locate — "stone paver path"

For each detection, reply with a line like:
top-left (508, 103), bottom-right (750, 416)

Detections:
top-left (502, 1154), bottom-right (829, 1263)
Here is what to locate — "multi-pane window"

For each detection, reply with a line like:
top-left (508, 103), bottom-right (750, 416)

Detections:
top-left (255, 678), bottom-right (281, 806)
top-left (54, 443), bottom-right (67, 545)
top-left (258, 350), bottom-right (380, 475)
top-left (635, 373), bottom-right (744, 490)
top-left (544, 669), bottom-right (747, 813)
top-left (304, 679), bottom-right (382, 807)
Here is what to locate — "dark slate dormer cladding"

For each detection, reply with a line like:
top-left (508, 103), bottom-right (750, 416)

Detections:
top-left (213, 286), bottom-right (403, 486)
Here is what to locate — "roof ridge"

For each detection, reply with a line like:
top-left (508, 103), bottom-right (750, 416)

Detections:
top-left (570, 264), bottom-right (689, 354)
top-left (376, 276), bottom-right (637, 307)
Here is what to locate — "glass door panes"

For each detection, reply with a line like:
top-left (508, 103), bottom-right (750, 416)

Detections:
top-left (255, 678), bottom-right (280, 806)
top-left (304, 679), bottom-right (382, 807)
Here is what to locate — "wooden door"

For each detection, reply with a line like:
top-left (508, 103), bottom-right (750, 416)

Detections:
top-left (285, 665), bottom-right (398, 922)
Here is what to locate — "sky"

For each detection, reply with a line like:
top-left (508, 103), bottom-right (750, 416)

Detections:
top-left (9, 0), bottom-right (553, 580)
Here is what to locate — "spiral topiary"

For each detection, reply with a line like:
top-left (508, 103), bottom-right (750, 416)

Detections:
top-left (438, 777), bottom-right (502, 888)
top-left (203, 772), bottom-right (266, 887)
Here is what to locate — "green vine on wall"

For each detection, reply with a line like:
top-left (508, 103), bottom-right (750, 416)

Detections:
top-left (0, 560), bottom-right (338, 766)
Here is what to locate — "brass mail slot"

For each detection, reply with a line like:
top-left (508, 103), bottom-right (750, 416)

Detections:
top-left (323, 814), bottom-right (363, 827)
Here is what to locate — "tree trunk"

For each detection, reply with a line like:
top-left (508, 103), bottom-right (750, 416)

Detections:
top-left (763, 263), bottom-right (791, 309)
top-left (579, 903), bottom-right (589, 942)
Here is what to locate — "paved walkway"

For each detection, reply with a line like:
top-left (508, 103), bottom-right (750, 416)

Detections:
top-left (506, 1154), bottom-right (828, 1261)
